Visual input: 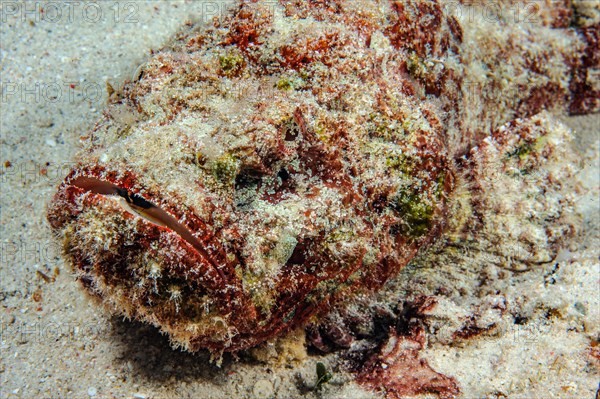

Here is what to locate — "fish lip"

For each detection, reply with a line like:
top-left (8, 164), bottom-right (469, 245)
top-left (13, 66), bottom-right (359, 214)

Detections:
top-left (47, 164), bottom-right (234, 287)
top-left (65, 174), bottom-right (225, 275)
top-left (61, 165), bottom-right (202, 237)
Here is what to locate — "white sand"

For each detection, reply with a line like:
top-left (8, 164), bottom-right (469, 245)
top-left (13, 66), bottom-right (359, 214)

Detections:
top-left (1, 1), bottom-right (598, 398)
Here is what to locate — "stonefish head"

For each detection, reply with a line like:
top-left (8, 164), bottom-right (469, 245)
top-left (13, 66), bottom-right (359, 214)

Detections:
top-left (47, 1), bottom-right (454, 355)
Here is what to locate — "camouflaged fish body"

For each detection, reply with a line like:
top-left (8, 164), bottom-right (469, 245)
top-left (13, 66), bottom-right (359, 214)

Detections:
top-left (47, 0), bottom-right (598, 354)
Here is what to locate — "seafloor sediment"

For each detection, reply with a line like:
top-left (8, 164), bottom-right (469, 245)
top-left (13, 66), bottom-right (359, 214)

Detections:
top-left (2, 1), bottom-right (598, 398)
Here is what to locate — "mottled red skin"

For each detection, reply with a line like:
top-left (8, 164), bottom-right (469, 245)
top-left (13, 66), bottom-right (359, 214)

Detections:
top-left (48, 90), bottom-right (452, 354)
top-left (48, 163), bottom-right (449, 353)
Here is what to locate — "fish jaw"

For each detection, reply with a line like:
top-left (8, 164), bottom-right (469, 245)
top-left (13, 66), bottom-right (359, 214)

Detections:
top-left (47, 165), bottom-right (265, 353)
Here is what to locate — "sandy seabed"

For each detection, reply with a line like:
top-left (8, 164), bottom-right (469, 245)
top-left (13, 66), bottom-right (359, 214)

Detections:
top-left (1, 1), bottom-right (598, 398)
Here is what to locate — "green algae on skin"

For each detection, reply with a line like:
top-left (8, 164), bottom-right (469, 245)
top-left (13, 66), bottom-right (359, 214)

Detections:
top-left (210, 153), bottom-right (241, 186)
top-left (218, 51), bottom-right (246, 77)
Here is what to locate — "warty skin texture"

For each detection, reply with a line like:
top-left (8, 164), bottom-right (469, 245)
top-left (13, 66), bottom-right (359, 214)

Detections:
top-left (47, 0), bottom-right (598, 358)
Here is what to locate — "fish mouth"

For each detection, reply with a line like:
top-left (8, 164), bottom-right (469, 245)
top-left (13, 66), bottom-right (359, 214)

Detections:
top-left (47, 166), bottom-right (231, 282)
top-left (46, 165), bottom-right (258, 352)
top-left (65, 175), bottom-right (227, 283)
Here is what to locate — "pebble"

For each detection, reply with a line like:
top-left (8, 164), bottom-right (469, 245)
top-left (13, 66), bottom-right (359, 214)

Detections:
top-left (87, 386), bottom-right (97, 397)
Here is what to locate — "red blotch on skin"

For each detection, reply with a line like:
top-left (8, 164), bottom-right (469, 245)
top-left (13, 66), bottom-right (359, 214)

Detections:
top-left (385, 1), bottom-right (443, 57)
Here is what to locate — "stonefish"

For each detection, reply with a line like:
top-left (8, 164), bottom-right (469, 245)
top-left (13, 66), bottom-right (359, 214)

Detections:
top-left (48, 0), bottom-right (598, 358)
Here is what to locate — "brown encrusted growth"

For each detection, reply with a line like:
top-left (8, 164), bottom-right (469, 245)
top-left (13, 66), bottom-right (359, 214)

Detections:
top-left (386, 1), bottom-right (444, 56)
top-left (451, 298), bottom-right (507, 340)
top-left (358, 327), bottom-right (460, 399)
top-left (47, 0), bottom-right (597, 374)
top-left (280, 0), bottom-right (389, 39)
top-left (222, 2), bottom-right (272, 51)
top-left (569, 24), bottom-right (600, 114)
top-left (357, 296), bottom-right (460, 399)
